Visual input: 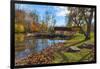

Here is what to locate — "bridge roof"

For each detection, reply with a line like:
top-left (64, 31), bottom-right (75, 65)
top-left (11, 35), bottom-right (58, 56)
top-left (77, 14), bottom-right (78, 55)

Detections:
top-left (54, 26), bottom-right (79, 31)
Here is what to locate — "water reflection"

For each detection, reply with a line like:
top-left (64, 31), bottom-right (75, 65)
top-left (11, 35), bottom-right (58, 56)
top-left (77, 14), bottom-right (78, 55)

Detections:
top-left (15, 38), bottom-right (65, 59)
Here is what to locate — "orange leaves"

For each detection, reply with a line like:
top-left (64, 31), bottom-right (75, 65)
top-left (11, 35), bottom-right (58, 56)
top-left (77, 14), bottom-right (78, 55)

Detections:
top-left (29, 22), bottom-right (48, 32)
top-left (15, 52), bottom-right (54, 65)
top-left (30, 22), bottom-right (40, 32)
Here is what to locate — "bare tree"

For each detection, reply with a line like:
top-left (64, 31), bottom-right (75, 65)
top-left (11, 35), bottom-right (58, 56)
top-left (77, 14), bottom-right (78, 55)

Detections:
top-left (68, 7), bottom-right (95, 40)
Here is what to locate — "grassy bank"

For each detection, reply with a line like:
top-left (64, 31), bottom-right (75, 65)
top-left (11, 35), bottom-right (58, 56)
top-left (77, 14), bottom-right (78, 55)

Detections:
top-left (15, 32), bottom-right (95, 65)
top-left (53, 32), bottom-right (94, 63)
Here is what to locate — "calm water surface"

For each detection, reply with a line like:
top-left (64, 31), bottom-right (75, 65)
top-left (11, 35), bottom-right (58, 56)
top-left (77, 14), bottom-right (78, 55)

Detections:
top-left (15, 38), bottom-right (65, 59)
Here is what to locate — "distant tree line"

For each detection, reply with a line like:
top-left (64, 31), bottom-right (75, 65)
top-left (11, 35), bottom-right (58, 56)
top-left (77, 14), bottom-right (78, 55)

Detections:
top-left (15, 9), bottom-right (56, 33)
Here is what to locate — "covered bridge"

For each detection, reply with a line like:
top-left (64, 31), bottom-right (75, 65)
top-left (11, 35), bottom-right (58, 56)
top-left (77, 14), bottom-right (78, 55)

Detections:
top-left (54, 26), bottom-right (80, 35)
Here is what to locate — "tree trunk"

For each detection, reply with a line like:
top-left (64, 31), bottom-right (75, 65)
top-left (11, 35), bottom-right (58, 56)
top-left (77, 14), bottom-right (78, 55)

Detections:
top-left (85, 9), bottom-right (94, 40)
top-left (71, 18), bottom-right (87, 39)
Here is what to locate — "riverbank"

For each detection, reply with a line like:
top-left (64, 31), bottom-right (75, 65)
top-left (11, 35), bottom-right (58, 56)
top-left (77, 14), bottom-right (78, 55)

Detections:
top-left (15, 32), bottom-right (95, 66)
top-left (15, 45), bottom-right (55, 66)
top-left (15, 42), bottom-right (94, 66)
top-left (53, 32), bottom-right (95, 63)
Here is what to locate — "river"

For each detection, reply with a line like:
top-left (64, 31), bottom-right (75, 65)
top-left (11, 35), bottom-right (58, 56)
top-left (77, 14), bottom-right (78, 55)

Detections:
top-left (15, 38), bottom-right (66, 59)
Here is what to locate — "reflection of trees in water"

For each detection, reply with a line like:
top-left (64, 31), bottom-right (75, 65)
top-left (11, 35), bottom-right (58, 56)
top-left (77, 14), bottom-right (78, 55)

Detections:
top-left (24, 38), bottom-right (36, 53)
top-left (34, 39), bottom-right (48, 52)
top-left (16, 36), bottom-right (65, 53)
top-left (15, 37), bottom-right (37, 59)
top-left (16, 36), bottom-right (66, 60)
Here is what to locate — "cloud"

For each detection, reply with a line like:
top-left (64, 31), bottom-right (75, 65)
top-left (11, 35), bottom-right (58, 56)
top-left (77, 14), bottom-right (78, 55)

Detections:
top-left (15, 4), bottom-right (70, 18)
top-left (15, 4), bottom-right (47, 13)
top-left (54, 6), bottom-right (70, 16)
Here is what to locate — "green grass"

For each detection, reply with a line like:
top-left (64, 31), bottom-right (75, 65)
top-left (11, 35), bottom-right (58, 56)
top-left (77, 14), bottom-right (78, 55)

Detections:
top-left (64, 32), bottom-right (94, 47)
top-left (53, 52), bottom-right (63, 63)
top-left (53, 49), bottom-right (92, 63)
top-left (53, 32), bottom-right (94, 63)
top-left (63, 49), bottom-right (91, 62)
top-left (64, 33), bottom-right (85, 46)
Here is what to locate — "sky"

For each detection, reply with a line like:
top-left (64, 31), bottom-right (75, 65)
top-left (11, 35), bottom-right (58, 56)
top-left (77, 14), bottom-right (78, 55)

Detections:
top-left (15, 3), bottom-right (70, 27)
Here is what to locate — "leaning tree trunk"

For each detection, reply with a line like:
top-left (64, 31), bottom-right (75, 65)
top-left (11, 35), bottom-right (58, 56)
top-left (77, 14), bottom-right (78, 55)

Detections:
top-left (71, 18), bottom-right (87, 39)
top-left (85, 9), bottom-right (94, 40)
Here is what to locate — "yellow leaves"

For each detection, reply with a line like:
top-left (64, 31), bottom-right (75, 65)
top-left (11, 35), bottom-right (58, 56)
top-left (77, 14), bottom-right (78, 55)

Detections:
top-left (15, 23), bottom-right (25, 33)
top-left (15, 34), bottom-right (25, 43)
top-left (40, 23), bottom-right (48, 32)
top-left (15, 21), bottom-right (48, 33)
